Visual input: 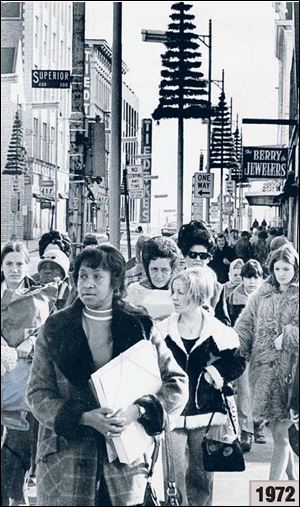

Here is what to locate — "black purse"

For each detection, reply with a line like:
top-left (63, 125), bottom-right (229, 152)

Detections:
top-left (201, 394), bottom-right (245, 472)
top-left (143, 414), bottom-right (181, 506)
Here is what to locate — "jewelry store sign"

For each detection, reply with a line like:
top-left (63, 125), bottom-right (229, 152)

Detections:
top-left (242, 146), bottom-right (288, 179)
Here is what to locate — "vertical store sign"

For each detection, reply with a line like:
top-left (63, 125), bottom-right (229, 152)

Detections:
top-left (84, 49), bottom-right (91, 117)
top-left (139, 119), bottom-right (152, 223)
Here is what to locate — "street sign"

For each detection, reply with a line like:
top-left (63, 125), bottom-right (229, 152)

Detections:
top-left (127, 165), bottom-right (143, 177)
top-left (128, 188), bottom-right (144, 199)
top-left (127, 177), bottom-right (144, 191)
top-left (41, 180), bottom-right (54, 197)
top-left (242, 146), bottom-right (288, 179)
top-left (194, 172), bottom-right (214, 198)
top-left (32, 70), bottom-right (71, 88)
top-left (154, 194), bottom-right (168, 198)
top-left (225, 180), bottom-right (235, 194)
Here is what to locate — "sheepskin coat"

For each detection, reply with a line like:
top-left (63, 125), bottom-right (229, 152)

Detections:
top-left (234, 282), bottom-right (299, 422)
top-left (26, 298), bottom-right (188, 506)
top-left (157, 309), bottom-right (245, 429)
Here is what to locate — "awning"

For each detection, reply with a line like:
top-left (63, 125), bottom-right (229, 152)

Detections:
top-left (244, 192), bottom-right (281, 207)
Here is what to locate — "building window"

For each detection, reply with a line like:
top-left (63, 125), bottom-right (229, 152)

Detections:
top-left (35, 16), bottom-right (39, 49)
top-left (52, 32), bottom-right (56, 62)
top-left (33, 118), bottom-right (39, 159)
top-left (1, 2), bottom-right (21, 18)
top-left (42, 122), bottom-right (49, 162)
top-left (43, 24), bottom-right (48, 55)
top-left (60, 40), bottom-right (64, 66)
top-left (50, 127), bottom-right (55, 164)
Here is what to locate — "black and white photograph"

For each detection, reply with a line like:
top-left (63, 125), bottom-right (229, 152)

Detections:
top-left (1, 1), bottom-right (299, 505)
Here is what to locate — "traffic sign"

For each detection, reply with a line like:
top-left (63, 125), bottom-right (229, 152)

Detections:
top-left (128, 188), bottom-right (144, 199)
top-left (127, 165), bottom-right (143, 177)
top-left (127, 177), bottom-right (144, 191)
top-left (10, 195), bottom-right (18, 213)
top-left (225, 180), bottom-right (235, 194)
top-left (194, 173), bottom-right (214, 198)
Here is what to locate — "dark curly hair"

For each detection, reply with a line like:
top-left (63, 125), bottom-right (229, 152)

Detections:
top-left (39, 230), bottom-right (72, 257)
top-left (72, 244), bottom-right (126, 297)
top-left (141, 236), bottom-right (179, 274)
top-left (177, 220), bottom-right (215, 257)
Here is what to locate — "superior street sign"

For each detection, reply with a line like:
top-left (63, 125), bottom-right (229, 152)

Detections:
top-left (32, 70), bottom-right (71, 88)
top-left (194, 172), bottom-right (214, 198)
top-left (242, 146), bottom-right (288, 179)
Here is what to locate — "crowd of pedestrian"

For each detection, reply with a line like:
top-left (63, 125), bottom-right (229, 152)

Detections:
top-left (1, 220), bottom-right (298, 506)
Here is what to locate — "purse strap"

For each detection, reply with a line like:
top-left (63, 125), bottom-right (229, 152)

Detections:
top-left (164, 413), bottom-right (179, 505)
top-left (204, 392), bottom-right (237, 436)
top-left (147, 436), bottom-right (161, 479)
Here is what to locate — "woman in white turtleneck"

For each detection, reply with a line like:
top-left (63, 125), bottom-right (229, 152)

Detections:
top-left (27, 244), bottom-right (188, 506)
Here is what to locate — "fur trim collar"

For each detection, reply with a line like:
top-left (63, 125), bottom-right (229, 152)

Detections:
top-left (44, 298), bottom-right (153, 386)
top-left (253, 281), bottom-right (299, 299)
top-left (158, 309), bottom-right (240, 353)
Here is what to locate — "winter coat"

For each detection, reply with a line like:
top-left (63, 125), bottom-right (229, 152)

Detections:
top-left (234, 282), bottom-right (299, 422)
top-left (227, 283), bottom-right (250, 326)
top-left (234, 238), bottom-right (253, 263)
top-left (156, 310), bottom-right (245, 430)
top-left (26, 298), bottom-right (188, 506)
top-left (209, 245), bottom-right (235, 283)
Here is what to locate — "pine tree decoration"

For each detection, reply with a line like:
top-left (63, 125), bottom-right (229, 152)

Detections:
top-left (152, 1), bottom-right (211, 227)
top-left (210, 92), bottom-right (239, 171)
top-left (153, 2), bottom-right (210, 121)
top-left (232, 125), bottom-right (243, 182)
top-left (3, 109), bottom-right (28, 175)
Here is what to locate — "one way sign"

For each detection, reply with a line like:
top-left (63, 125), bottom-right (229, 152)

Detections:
top-left (194, 172), bottom-right (214, 199)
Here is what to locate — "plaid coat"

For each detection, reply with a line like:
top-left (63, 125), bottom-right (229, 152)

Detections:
top-left (26, 298), bottom-right (188, 506)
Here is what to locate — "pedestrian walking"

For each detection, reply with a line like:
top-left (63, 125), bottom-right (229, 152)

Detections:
top-left (227, 260), bottom-right (265, 452)
top-left (177, 221), bottom-right (231, 325)
top-left (157, 267), bottom-right (245, 506)
top-left (234, 244), bottom-right (299, 480)
top-left (252, 230), bottom-right (268, 268)
top-left (126, 236), bottom-right (180, 320)
top-left (125, 234), bottom-right (151, 287)
top-left (222, 258), bottom-right (244, 301)
top-left (209, 233), bottom-right (235, 284)
top-left (1, 241), bottom-right (56, 506)
top-left (234, 231), bottom-right (253, 263)
top-left (26, 245), bottom-right (188, 506)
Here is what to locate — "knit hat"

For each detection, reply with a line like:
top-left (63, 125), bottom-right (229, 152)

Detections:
top-left (38, 248), bottom-right (70, 279)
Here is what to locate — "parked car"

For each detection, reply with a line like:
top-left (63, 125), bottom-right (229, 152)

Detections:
top-left (161, 222), bottom-right (177, 237)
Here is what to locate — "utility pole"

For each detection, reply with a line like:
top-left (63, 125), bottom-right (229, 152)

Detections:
top-left (220, 69), bottom-right (225, 231)
top-left (68, 2), bottom-right (86, 255)
top-left (206, 19), bottom-right (212, 224)
top-left (109, 2), bottom-right (122, 249)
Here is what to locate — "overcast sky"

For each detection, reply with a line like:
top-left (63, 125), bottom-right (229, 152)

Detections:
top-left (86, 1), bottom-right (279, 226)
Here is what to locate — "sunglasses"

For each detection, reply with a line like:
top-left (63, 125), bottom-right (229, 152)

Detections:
top-left (188, 251), bottom-right (211, 260)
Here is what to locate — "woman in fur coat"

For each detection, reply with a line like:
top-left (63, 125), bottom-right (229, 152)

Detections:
top-left (27, 245), bottom-right (188, 506)
top-left (157, 267), bottom-right (245, 506)
top-left (234, 244), bottom-right (299, 480)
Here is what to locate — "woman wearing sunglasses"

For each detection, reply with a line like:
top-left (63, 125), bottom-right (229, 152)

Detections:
top-left (177, 221), bottom-right (231, 325)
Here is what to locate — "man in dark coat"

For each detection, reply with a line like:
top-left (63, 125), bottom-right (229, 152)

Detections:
top-left (209, 233), bottom-right (235, 283)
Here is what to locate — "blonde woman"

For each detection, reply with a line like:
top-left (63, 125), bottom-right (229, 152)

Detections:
top-left (157, 266), bottom-right (245, 506)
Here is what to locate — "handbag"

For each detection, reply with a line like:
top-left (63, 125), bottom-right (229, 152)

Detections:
top-left (202, 393), bottom-right (245, 472)
top-left (143, 413), bottom-right (181, 506)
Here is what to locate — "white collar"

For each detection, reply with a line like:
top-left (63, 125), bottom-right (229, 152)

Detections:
top-left (158, 308), bottom-right (240, 353)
